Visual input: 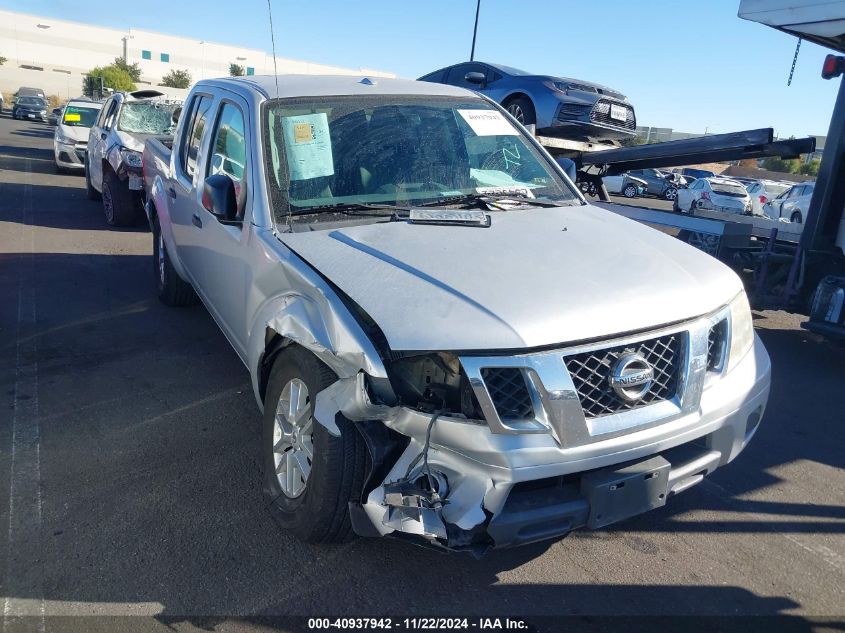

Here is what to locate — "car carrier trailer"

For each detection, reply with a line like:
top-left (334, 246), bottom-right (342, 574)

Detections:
top-left (528, 3), bottom-right (845, 339)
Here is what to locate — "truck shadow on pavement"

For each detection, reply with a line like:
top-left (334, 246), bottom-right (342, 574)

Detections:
top-left (1, 252), bottom-right (843, 624)
top-left (0, 178), bottom-right (149, 231)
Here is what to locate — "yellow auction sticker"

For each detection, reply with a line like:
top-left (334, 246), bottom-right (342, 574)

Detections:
top-left (64, 113), bottom-right (81, 122)
top-left (293, 123), bottom-right (314, 143)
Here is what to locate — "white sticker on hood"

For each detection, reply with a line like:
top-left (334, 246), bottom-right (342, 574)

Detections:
top-left (458, 109), bottom-right (519, 136)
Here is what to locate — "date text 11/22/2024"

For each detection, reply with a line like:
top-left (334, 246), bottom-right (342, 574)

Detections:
top-left (307, 618), bottom-right (530, 630)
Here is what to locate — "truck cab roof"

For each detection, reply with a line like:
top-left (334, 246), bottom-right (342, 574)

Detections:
top-left (194, 74), bottom-right (476, 100)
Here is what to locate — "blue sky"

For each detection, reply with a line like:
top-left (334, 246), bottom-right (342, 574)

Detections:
top-left (3, 0), bottom-right (840, 137)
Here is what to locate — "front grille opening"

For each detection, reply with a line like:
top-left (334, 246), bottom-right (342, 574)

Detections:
top-left (590, 98), bottom-right (636, 131)
top-left (564, 333), bottom-right (682, 419)
top-left (707, 320), bottom-right (728, 371)
top-left (480, 367), bottom-right (534, 422)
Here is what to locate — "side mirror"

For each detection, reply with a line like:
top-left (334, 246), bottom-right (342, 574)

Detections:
top-left (172, 106), bottom-right (182, 125)
top-left (465, 71), bottom-right (486, 86)
top-left (202, 174), bottom-right (238, 222)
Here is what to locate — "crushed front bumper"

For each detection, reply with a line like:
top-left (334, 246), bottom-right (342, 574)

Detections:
top-left (343, 335), bottom-right (770, 553)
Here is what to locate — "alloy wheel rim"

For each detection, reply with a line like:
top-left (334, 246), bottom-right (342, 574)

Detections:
top-left (665, 188), bottom-right (677, 200)
top-left (157, 233), bottom-right (166, 286)
top-left (272, 378), bottom-right (314, 498)
top-left (508, 104), bottom-right (525, 124)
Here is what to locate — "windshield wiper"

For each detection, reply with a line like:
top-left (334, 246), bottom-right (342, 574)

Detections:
top-left (289, 202), bottom-right (410, 217)
top-left (417, 193), bottom-right (567, 209)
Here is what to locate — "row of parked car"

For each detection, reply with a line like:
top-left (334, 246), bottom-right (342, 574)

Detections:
top-left (603, 166), bottom-right (813, 224)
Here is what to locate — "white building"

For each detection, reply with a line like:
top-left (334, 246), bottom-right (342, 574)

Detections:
top-left (0, 9), bottom-right (395, 100)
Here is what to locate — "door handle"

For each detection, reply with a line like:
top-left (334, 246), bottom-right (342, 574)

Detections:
top-left (192, 213), bottom-right (203, 228)
top-left (167, 187), bottom-right (177, 199)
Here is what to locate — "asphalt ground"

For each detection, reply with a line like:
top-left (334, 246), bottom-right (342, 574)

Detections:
top-left (0, 114), bottom-right (843, 632)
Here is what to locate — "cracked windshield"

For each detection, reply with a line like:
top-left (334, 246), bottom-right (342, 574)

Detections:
top-left (264, 96), bottom-right (578, 216)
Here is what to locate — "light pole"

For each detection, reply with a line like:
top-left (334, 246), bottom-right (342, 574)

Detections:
top-left (121, 34), bottom-right (133, 62)
top-left (470, 0), bottom-right (481, 61)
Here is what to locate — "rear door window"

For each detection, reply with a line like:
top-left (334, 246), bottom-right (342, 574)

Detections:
top-left (179, 94), bottom-right (214, 180)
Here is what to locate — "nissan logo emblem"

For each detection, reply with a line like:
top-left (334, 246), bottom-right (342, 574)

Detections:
top-left (609, 352), bottom-right (654, 402)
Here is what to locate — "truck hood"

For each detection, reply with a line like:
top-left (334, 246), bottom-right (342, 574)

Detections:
top-left (278, 205), bottom-right (743, 351)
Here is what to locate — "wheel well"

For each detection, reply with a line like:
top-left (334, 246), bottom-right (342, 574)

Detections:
top-left (503, 92), bottom-right (533, 109)
top-left (259, 329), bottom-right (289, 403)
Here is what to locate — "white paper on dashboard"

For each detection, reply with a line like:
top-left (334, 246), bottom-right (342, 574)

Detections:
top-left (281, 113), bottom-right (334, 181)
top-left (457, 109), bottom-right (519, 136)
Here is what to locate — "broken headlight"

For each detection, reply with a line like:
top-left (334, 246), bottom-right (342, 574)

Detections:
top-left (120, 148), bottom-right (143, 170)
top-left (389, 352), bottom-right (483, 420)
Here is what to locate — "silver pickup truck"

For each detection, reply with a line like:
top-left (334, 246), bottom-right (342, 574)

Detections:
top-left (142, 75), bottom-right (771, 554)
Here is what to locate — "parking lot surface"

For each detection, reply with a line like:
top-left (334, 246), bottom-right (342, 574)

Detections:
top-left (0, 115), bottom-right (843, 630)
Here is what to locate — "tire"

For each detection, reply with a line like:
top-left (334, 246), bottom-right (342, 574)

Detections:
top-left (663, 185), bottom-right (678, 201)
top-left (622, 183), bottom-right (638, 198)
top-left (791, 211), bottom-right (803, 224)
top-left (102, 168), bottom-right (140, 226)
top-left (263, 346), bottom-right (367, 544)
top-left (85, 158), bottom-right (101, 201)
top-left (672, 197), bottom-right (680, 212)
top-left (152, 217), bottom-right (197, 307)
top-left (504, 96), bottom-right (536, 127)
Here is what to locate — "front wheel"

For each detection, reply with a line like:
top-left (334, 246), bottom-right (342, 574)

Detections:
top-left (102, 169), bottom-right (140, 226)
top-left (622, 183), bottom-right (638, 198)
top-left (663, 186), bottom-right (678, 201)
top-left (263, 346), bottom-right (366, 544)
top-left (504, 96), bottom-right (536, 127)
top-left (791, 211), bottom-right (803, 224)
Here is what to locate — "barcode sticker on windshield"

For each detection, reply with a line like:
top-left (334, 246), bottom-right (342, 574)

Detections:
top-left (458, 109), bottom-right (519, 136)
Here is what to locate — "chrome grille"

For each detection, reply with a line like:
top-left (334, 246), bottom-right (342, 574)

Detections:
top-left (480, 368), bottom-right (534, 421)
top-left (590, 98), bottom-right (636, 131)
top-left (564, 333), bottom-right (682, 418)
top-left (707, 319), bottom-right (728, 371)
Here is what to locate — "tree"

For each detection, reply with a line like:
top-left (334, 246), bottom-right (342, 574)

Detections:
top-left (113, 56), bottom-right (142, 82)
top-left (84, 65), bottom-right (136, 93)
top-left (160, 69), bottom-right (192, 89)
top-left (229, 63), bottom-right (245, 77)
top-left (761, 156), bottom-right (801, 174)
top-left (798, 160), bottom-right (821, 176)
top-left (620, 135), bottom-right (647, 147)
top-left (0, 55), bottom-right (7, 66)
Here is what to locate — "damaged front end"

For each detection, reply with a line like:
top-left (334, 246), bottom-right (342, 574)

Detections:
top-left (304, 306), bottom-right (768, 555)
top-left (312, 353), bottom-right (529, 556)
